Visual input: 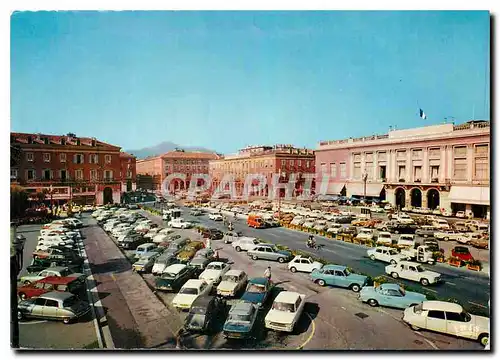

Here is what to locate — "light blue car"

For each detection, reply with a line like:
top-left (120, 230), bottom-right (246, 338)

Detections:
top-left (310, 264), bottom-right (367, 292)
top-left (358, 283), bottom-right (426, 309)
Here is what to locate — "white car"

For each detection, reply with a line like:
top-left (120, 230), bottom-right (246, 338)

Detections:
top-left (232, 238), bottom-right (260, 252)
top-left (302, 221), bottom-right (316, 229)
top-left (198, 261), bottom-right (231, 285)
top-left (265, 291), bottom-right (306, 333)
top-left (456, 211), bottom-right (466, 218)
top-left (112, 227), bottom-right (133, 238)
top-left (456, 232), bottom-right (482, 245)
top-left (313, 221), bottom-right (328, 231)
top-left (397, 234), bottom-right (415, 248)
top-left (64, 218), bottom-right (84, 228)
top-left (167, 219), bottom-right (192, 229)
top-left (356, 228), bottom-right (374, 241)
top-left (394, 213), bottom-right (415, 224)
top-left (144, 228), bottom-right (161, 239)
top-left (172, 279), bottom-right (212, 311)
top-left (432, 219), bottom-right (450, 230)
top-left (151, 234), bottom-right (169, 244)
top-left (290, 217), bottom-right (305, 226)
top-left (103, 220), bottom-right (121, 232)
top-left (158, 228), bottom-right (174, 235)
top-left (376, 232), bottom-right (393, 246)
top-left (37, 234), bottom-right (74, 245)
top-left (403, 301), bottom-right (489, 346)
top-left (385, 261), bottom-right (441, 286)
top-left (288, 255), bottom-right (323, 273)
top-left (209, 214), bottom-right (223, 221)
top-left (216, 270), bottom-right (248, 297)
top-left (326, 224), bottom-right (343, 234)
top-left (441, 210), bottom-right (453, 217)
top-left (367, 246), bottom-right (406, 264)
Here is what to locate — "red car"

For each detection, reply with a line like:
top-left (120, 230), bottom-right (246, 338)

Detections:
top-left (451, 246), bottom-right (474, 263)
top-left (17, 276), bottom-right (85, 300)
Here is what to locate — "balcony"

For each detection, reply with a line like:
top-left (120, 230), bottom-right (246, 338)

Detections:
top-left (414, 179), bottom-right (421, 183)
top-left (431, 178), bottom-right (439, 183)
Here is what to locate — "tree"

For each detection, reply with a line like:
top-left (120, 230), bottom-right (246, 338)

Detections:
top-left (10, 186), bottom-right (29, 219)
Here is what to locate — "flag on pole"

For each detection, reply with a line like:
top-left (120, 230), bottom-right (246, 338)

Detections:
top-left (419, 108), bottom-right (427, 119)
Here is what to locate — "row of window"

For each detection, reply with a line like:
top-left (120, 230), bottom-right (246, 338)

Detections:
top-left (167, 159), bottom-right (207, 165)
top-left (26, 152), bottom-right (113, 164)
top-left (320, 162), bottom-right (347, 179)
top-left (12, 168), bottom-right (115, 181)
top-left (165, 165), bottom-right (209, 171)
top-left (211, 159), bottom-right (313, 171)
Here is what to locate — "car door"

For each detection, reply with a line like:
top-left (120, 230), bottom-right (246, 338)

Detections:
top-left (31, 298), bottom-right (47, 318)
top-left (301, 259), bottom-right (312, 272)
top-left (379, 249), bottom-right (389, 262)
top-left (334, 270), bottom-right (346, 287)
top-left (425, 310), bottom-right (447, 333)
top-left (43, 299), bottom-right (60, 319)
top-left (263, 247), bottom-right (273, 260)
top-left (445, 311), bottom-right (474, 338)
top-left (406, 265), bottom-right (421, 282)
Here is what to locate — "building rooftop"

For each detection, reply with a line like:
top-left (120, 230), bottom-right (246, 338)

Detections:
top-left (10, 132), bottom-right (121, 149)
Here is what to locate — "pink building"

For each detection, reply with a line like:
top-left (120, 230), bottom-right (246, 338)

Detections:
top-left (316, 120), bottom-right (490, 218)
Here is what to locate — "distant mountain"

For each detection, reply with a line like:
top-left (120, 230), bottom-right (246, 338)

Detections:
top-left (127, 141), bottom-right (216, 159)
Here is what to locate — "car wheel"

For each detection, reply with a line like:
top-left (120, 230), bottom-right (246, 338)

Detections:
top-left (19, 293), bottom-right (27, 301)
top-left (367, 299), bottom-right (378, 307)
top-left (391, 272), bottom-right (399, 279)
top-left (420, 278), bottom-right (429, 286)
top-left (410, 324), bottom-right (420, 331)
top-left (316, 279), bottom-right (326, 286)
top-left (278, 257), bottom-right (286, 263)
top-left (350, 284), bottom-right (361, 292)
top-left (252, 255), bottom-right (258, 260)
top-left (479, 333), bottom-right (489, 347)
top-left (369, 255), bottom-right (376, 261)
top-left (17, 311), bottom-right (23, 321)
top-left (394, 230), bottom-right (399, 234)
top-left (423, 234), bottom-right (428, 238)
top-left (390, 259), bottom-right (397, 265)
top-left (290, 267), bottom-right (297, 273)
top-left (235, 246), bottom-right (242, 252)
top-left (444, 237), bottom-right (449, 241)
top-left (63, 317), bottom-right (71, 324)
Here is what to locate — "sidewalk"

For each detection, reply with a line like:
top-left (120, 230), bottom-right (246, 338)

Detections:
top-left (83, 220), bottom-right (180, 349)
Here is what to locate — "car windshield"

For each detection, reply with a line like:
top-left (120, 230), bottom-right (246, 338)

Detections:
top-left (179, 287), bottom-right (198, 295)
top-left (207, 264), bottom-right (222, 270)
top-left (162, 272), bottom-right (177, 278)
top-left (389, 250), bottom-right (398, 255)
top-left (222, 275), bottom-right (238, 282)
top-left (415, 265), bottom-right (425, 272)
top-left (344, 269), bottom-right (351, 275)
top-left (59, 269), bottom-right (71, 277)
top-left (247, 284), bottom-right (265, 293)
top-left (190, 306), bottom-right (207, 315)
top-left (228, 313), bottom-right (251, 322)
top-left (455, 247), bottom-right (469, 254)
top-left (187, 314), bottom-right (205, 327)
top-left (62, 296), bottom-right (78, 307)
top-left (272, 302), bottom-right (295, 312)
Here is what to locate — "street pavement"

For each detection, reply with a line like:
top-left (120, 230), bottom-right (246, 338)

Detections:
top-left (154, 205), bottom-right (490, 316)
top-left (16, 224), bottom-right (98, 349)
top-left (137, 214), bottom-right (482, 350)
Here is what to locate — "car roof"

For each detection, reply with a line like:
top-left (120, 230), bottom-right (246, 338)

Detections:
top-left (248, 277), bottom-right (268, 285)
top-left (183, 279), bottom-right (205, 288)
top-left (375, 246), bottom-right (394, 250)
top-left (137, 243), bottom-right (156, 248)
top-left (225, 269), bottom-right (244, 276)
top-left (230, 301), bottom-right (255, 314)
top-left (43, 266), bottom-right (68, 272)
top-left (397, 261), bottom-right (421, 266)
top-left (40, 291), bottom-right (75, 301)
top-left (322, 264), bottom-right (347, 271)
top-left (273, 291), bottom-right (303, 304)
top-left (379, 283), bottom-right (403, 291)
top-left (37, 276), bottom-right (78, 285)
top-left (207, 261), bottom-right (225, 266)
top-left (422, 301), bottom-right (463, 313)
top-left (378, 232), bottom-right (392, 236)
top-left (191, 295), bottom-right (214, 308)
top-left (165, 264), bottom-right (186, 273)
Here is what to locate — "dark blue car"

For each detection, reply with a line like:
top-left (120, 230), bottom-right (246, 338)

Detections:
top-left (240, 277), bottom-right (273, 308)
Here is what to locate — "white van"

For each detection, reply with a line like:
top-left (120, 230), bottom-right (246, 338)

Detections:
top-left (135, 243), bottom-right (158, 259)
top-left (397, 234), bottom-right (415, 248)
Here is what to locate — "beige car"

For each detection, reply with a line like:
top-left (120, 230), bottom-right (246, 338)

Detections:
top-left (18, 291), bottom-right (90, 324)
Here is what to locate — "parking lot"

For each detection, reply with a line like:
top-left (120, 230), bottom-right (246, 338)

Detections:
top-left (16, 224), bottom-right (99, 349)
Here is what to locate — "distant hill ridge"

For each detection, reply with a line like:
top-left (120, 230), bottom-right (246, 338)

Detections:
top-left (127, 141), bottom-right (216, 159)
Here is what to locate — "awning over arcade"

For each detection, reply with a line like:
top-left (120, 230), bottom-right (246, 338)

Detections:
top-left (325, 182), bottom-right (346, 195)
top-left (346, 183), bottom-right (384, 197)
top-left (449, 186), bottom-right (490, 206)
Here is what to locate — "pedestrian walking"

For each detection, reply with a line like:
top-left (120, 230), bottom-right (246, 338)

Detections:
top-left (214, 249), bottom-right (219, 261)
top-left (264, 266), bottom-right (272, 281)
top-left (206, 238), bottom-right (212, 250)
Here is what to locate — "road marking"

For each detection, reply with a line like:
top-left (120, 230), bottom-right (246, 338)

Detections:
top-left (468, 301), bottom-right (487, 309)
top-left (446, 282), bottom-right (456, 286)
top-left (19, 320), bottom-right (47, 325)
top-left (296, 312), bottom-right (316, 350)
top-left (423, 288), bottom-right (438, 293)
top-left (414, 332), bottom-right (440, 349)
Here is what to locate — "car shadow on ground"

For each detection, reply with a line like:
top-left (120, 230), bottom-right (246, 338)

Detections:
top-left (89, 258), bottom-right (131, 275)
top-left (293, 302), bottom-right (320, 336)
top-left (105, 314), bottom-right (145, 349)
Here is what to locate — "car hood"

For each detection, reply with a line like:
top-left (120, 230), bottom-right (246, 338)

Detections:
top-left (347, 274), bottom-right (368, 283)
top-left (223, 321), bottom-right (252, 333)
top-left (241, 291), bottom-right (266, 305)
top-left (404, 291), bottom-right (427, 301)
top-left (70, 301), bottom-right (90, 314)
top-left (217, 281), bottom-right (238, 292)
top-left (421, 270), bottom-right (441, 278)
top-left (173, 293), bottom-right (197, 305)
top-left (265, 309), bottom-right (296, 324)
top-left (278, 250), bottom-right (292, 257)
top-left (199, 269), bottom-right (222, 280)
top-left (470, 315), bottom-right (490, 332)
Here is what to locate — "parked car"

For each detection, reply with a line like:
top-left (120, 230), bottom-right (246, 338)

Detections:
top-left (17, 276), bottom-right (85, 300)
top-left (397, 234), bottom-right (416, 248)
top-left (265, 291), bottom-right (306, 333)
top-left (183, 295), bottom-right (227, 333)
top-left (25, 258), bottom-right (81, 274)
top-left (367, 246), bottom-right (406, 264)
top-left (216, 270), bottom-right (248, 297)
top-left (247, 244), bottom-right (293, 263)
top-left (223, 301), bottom-right (259, 339)
top-left (455, 211), bottom-right (466, 218)
top-left (172, 279), bottom-right (212, 311)
top-left (403, 301), bottom-right (489, 346)
top-left (208, 214), bottom-right (223, 221)
top-left (151, 253), bottom-right (179, 275)
top-left (376, 232), bottom-right (393, 246)
top-left (20, 266), bottom-right (85, 285)
top-left (415, 226), bottom-right (436, 238)
top-left (119, 234), bottom-right (146, 250)
top-left (432, 219), bottom-right (450, 230)
top-left (155, 264), bottom-right (197, 291)
top-left (470, 238), bottom-right (489, 250)
top-left (385, 261), bottom-right (441, 286)
top-left (198, 261), bottom-right (231, 285)
top-left (201, 228), bottom-right (224, 240)
top-left (168, 218), bottom-right (193, 229)
top-left (451, 246), bottom-right (474, 263)
top-left (135, 243), bottom-right (158, 259)
top-left (356, 228), bottom-right (374, 241)
top-left (190, 210), bottom-right (203, 216)
top-left (311, 265), bottom-right (367, 292)
top-left (177, 241), bottom-right (205, 262)
top-left (241, 277), bottom-right (274, 309)
top-left (359, 283), bottom-right (426, 309)
top-left (17, 291), bottom-right (90, 324)
top-left (232, 237), bottom-right (260, 252)
top-left (132, 253), bottom-right (161, 273)
top-left (288, 255), bottom-right (323, 273)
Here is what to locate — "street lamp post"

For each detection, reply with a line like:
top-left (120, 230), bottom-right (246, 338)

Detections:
top-left (277, 169), bottom-right (282, 220)
top-left (362, 172), bottom-right (368, 203)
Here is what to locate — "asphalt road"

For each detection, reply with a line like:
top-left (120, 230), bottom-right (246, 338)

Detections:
top-left (152, 206), bottom-right (490, 316)
top-left (136, 215), bottom-right (482, 350)
top-left (16, 224), bottom-right (99, 349)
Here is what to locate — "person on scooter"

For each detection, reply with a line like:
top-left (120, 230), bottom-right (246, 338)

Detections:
top-left (307, 235), bottom-right (316, 248)
top-left (228, 222), bottom-right (234, 231)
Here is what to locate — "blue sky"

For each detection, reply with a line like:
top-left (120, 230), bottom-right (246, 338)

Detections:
top-left (11, 11), bottom-right (490, 153)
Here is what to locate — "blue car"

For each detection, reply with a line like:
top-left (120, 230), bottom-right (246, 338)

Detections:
top-left (223, 301), bottom-right (259, 339)
top-left (310, 265), bottom-right (367, 292)
top-left (358, 283), bottom-right (427, 309)
top-left (240, 277), bottom-right (273, 308)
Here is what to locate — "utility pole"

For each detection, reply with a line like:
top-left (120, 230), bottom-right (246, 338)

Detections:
top-left (362, 172), bottom-right (368, 203)
top-left (278, 169), bottom-right (282, 220)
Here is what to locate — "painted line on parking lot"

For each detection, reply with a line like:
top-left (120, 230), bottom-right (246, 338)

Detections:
top-left (296, 312), bottom-right (316, 350)
top-left (19, 320), bottom-right (47, 325)
top-left (446, 282), bottom-right (456, 286)
top-left (423, 288), bottom-right (438, 293)
top-left (468, 301), bottom-right (487, 309)
top-left (414, 332), bottom-right (439, 349)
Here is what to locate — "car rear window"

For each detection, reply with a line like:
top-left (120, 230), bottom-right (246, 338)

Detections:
top-left (62, 295), bottom-right (78, 307)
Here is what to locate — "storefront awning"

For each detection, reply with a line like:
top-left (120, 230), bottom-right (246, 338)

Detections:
top-left (346, 183), bottom-right (384, 197)
top-left (325, 182), bottom-right (346, 195)
top-left (449, 186), bottom-right (490, 206)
